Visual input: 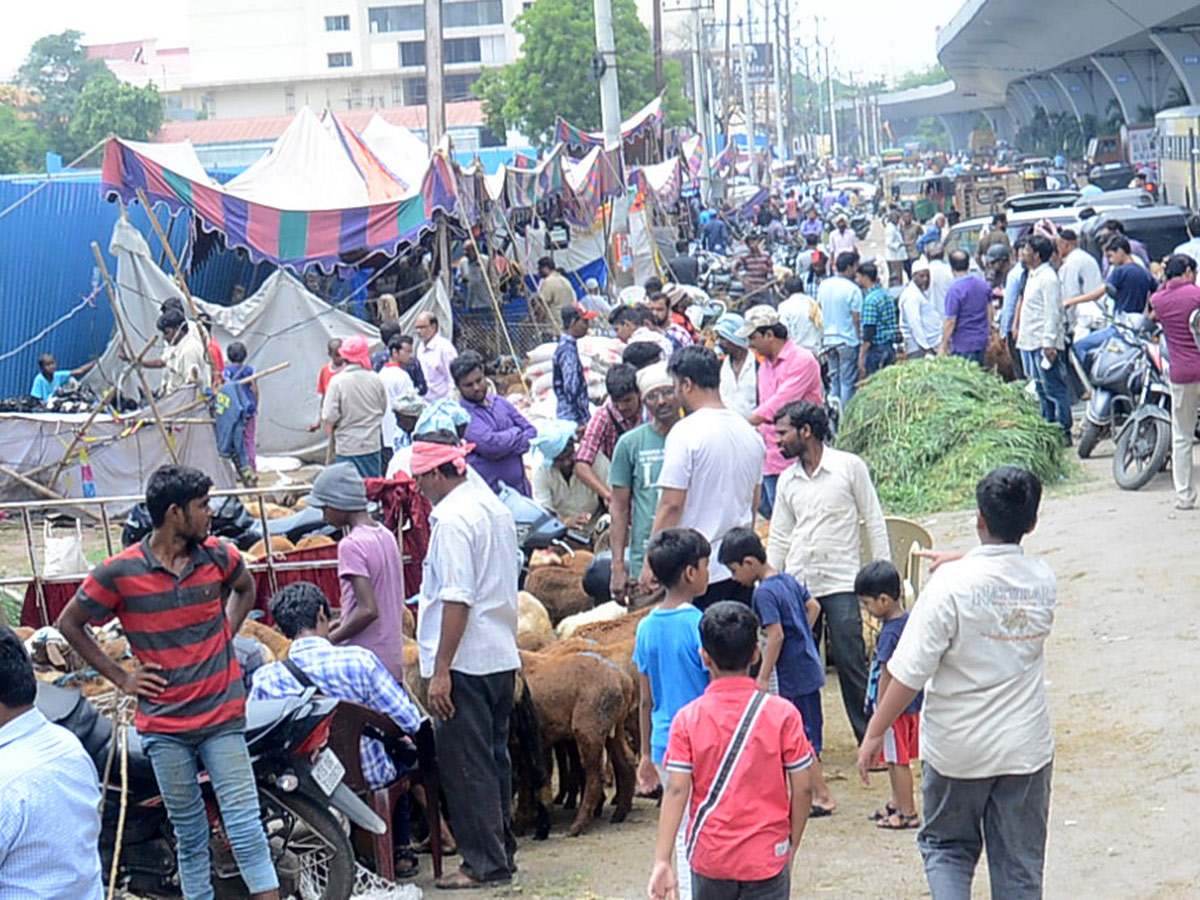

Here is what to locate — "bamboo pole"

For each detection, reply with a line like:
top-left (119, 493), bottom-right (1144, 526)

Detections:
top-left (0, 465), bottom-right (100, 520)
top-left (90, 241), bottom-right (182, 465)
top-left (463, 223), bottom-right (529, 393)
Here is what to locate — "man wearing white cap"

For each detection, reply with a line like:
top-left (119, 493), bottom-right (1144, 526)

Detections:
top-left (740, 305), bottom-right (822, 519)
top-left (898, 260), bottom-right (943, 359)
top-left (609, 362), bottom-right (681, 603)
top-left (713, 313), bottom-right (757, 417)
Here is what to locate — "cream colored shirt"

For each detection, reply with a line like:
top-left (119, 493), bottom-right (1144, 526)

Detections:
top-left (162, 325), bottom-right (210, 393)
top-left (766, 446), bottom-right (888, 597)
top-left (321, 365), bottom-right (388, 457)
top-left (718, 353), bottom-right (758, 417)
top-left (532, 453), bottom-right (608, 524)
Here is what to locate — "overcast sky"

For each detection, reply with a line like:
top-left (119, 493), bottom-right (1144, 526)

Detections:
top-left (0, 0), bottom-right (961, 86)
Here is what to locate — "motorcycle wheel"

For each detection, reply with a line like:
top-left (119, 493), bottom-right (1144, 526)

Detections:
top-left (261, 790), bottom-right (356, 900)
top-left (1112, 416), bottom-right (1170, 491)
top-left (1076, 421), bottom-right (1104, 459)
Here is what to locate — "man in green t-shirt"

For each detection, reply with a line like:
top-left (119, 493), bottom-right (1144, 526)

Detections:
top-left (608, 362), bottom-right (680, 604)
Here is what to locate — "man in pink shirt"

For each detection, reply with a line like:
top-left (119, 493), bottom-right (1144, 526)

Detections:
top-left (740, 305), bottom-right (823, 518)
top-left (414, 311), bottom-right (459, 401)
top-left (1151, 254), bottom-right (1200, 509)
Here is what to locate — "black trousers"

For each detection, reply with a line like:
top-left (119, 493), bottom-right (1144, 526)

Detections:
top-left (813, 591), bottom-right (870, 742)
top-left (694, 578), bottom-right (754, 612)
top-left (433, 669), bottom-right (517, 882)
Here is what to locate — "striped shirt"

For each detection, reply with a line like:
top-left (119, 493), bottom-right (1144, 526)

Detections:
top-left (735, 249), bottom-right (774, 295)
top-left (75, 536), bottom-right (247, 736)
top-left (576, 400), bottom-right (642, 467)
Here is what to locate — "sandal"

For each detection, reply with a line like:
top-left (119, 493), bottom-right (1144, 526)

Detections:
top-left (393, 848), bottom-right (419, 879)
top-left (808, 804), bottom-right (835, 818)
top-left (868, 804), bottom-right (897, 822)
top-left (876, 811), bottom-right (921, 830)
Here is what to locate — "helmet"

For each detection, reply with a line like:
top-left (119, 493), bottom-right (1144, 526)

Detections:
top-left (984, 243), bottom-right (1011, 264)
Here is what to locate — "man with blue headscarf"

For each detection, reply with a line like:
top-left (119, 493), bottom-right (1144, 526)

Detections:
top-left (531, 419), bottom-right (607, 531)
top-left (714, 312), bottom-right (757, 417)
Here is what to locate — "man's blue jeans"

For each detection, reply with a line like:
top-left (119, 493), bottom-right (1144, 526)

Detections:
top-left (1071, 324), bottom-right (1115, 367)
top-left (828, 343), bottom-right (860, 411)
top-left (142, 729), bottom-right (279, 900)
top-left (918, 760), bottom-right (1053, 900)
top-left (1021, 350), bottom-right (1073, 436)
top-left (337, 450), bottom-right (382, 479)
top-left (758, 474), bottom-right (779, 519)
top-left (864, 343), bottom-right (896, 375)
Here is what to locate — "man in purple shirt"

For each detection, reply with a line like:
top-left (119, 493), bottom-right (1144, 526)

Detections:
top-left (1150, 254), bottom-right (1200, 510)
top-left (451, 350), bottom-right (537, 495)
top-left (940, 249), bottom-right (993, 365)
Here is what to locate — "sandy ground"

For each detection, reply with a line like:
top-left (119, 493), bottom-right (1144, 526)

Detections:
top-left (397, 448), bottom-right (1200, 900)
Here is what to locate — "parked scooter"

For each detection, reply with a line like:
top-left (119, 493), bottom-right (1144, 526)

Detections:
top-left (37, 682), bottom-right (386, 900)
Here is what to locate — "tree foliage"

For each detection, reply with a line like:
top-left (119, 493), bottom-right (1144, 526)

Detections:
top-left (892, 64), bottom-right (949, 92)
top-left (473, 0), bottom-right (688, 146)
top-left (4, 30), bottom-right (164, 171)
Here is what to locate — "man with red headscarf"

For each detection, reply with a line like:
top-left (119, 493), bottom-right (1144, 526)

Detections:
top-left (411, 435), bottom-right (521, 890)
top-left (321, 334), bottom-right (388, 478)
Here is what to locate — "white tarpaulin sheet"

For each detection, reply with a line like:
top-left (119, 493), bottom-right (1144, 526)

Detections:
top-left (360, 114), bottom-right (431, 194)
top-left (0, 387), bottom-right (235, 516)
top-left (86, 218), bottom-right (385, 459)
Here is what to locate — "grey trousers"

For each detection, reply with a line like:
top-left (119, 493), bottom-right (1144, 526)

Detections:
top-left (692, 865), bottom-right (789, 900)
top-left (918, 760), bottom-right (1053, 900)
top-left (433, 669), bottom-right (517, 882)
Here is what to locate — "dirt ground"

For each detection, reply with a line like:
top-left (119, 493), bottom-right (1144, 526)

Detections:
top-left (397, 449), bottom-right (1200, 900)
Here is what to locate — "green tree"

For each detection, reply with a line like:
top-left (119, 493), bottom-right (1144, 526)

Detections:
top-left (67, 73), bottom-right (164, 161)
top-left (17, 30), bottom-right (107, 157)
top-left (473, 0), bottom-right (688, 146)
top-left (893, 64), bottom-right (949, 91)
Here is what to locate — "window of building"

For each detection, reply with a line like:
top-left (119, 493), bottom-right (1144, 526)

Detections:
top-left (444, 37), bottom-right (481, 64)
top-left (349, 82), bottom-right (363, 109)
top-left (328, 51), bottom-right (353, 68)
top-left (369, 5), bottom-right (422, 32)
top-left (284, 85), bottom-right (295, 113)
top-left (391, 77), bottom-right (404, 105)
top-left (445, 72), bottom-right (480, 101)
top-left (404, 76), bottom-right (427, 106)
top-left (325, 14), bottom-right (351, 31)
top-left (479, 124), bottom-right (505, 147)
top-left (399, 41), bottom-right (426, 67)
top-left (444, 0), bottom-right (504, 28)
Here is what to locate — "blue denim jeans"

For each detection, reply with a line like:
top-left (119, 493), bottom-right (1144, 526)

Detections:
top-left (953, 349), bottom-right (985, 366)
top-left (758, 473), bottom-right (779, 519)
top-left (827, 342), bottom-right (860, 411)
top-left (1020, 350), bottom-right (1073, 436)
top-left (337, 450), bottom-right (382, 478)
top-left (918, 761), bottom-right (1053, 900)
top-left (864, 343), bottom-right (896, 375)
top-left (1071, 324), bottom-right (1115, 367)
top-left (142, 729), bottom-right (278, 900)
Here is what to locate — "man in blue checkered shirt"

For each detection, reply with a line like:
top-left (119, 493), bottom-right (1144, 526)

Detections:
top-left (249, 582), bottom-right (424, 788)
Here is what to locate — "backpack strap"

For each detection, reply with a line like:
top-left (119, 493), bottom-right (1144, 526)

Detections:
top-left (684, 690), bottom-right (768, 861)
top-left (282, 658), bottom-right (317, 690)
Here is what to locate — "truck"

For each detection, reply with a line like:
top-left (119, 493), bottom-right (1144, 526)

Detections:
top-left (1086, 124), bottom-right (1155, 170)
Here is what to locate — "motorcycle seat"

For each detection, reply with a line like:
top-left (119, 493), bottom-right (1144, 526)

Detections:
top-left (36, 682), bottom-right (113, 770)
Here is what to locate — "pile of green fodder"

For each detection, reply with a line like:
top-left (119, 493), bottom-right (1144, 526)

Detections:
top-left (837, 356), bottom-right (1070, 515)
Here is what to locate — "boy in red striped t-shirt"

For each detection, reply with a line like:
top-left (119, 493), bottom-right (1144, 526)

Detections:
top-left (59, 465), bottom-right (280, 900)
top-left (648, 601), bottom-right (814, 900)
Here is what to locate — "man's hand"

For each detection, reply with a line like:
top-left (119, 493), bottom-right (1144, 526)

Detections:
top-left (637, 564), bottom-right (659, 596)
top-left (857, 364), bottom-right (867, 382)
top-left (756, 674), bottom-right (771, 693)
top-left (123, 662), bottom-right (168, 698)
top-left (1043, 347), bottom-right (1057, 363)
top-left (915, 549), bottom-right (963, 573)
top-left (855, 732), bottom-right (885, 785)
top-left (647, 860), bottom-right (678, 900)
top-left (636, 754), bottom-right (660, 794)
top-left (610, 561), bottom-right (631, 607)
top-left (428, 671), bottom-right (455, 719)
top-left (568, 513), bottom-right (591, 530)
top-left (306, 421), bottom-right (321, 433)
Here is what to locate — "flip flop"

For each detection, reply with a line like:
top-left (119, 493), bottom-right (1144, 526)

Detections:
top-left (435, 870), bottom-right (512, 890)
top-left (809, 804), bottom-right (835, 818)
top-left (876, 812), bottom-right (920, 830)
top-left (868, 804), bottom-right (897, 822)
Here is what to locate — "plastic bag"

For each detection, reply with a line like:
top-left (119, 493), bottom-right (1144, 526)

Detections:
top-left (42, 519), bottom-right (89, 577)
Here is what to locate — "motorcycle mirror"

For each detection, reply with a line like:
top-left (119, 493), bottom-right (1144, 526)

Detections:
top-left (1105, 283), bottom-right (1118, 300)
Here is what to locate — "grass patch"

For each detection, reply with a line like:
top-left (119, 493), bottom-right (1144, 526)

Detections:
top-left (838, 356), bottom-right (1074, 515)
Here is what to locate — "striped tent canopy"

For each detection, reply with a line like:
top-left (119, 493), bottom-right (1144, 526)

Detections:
top-left (100, 108), bottom-right (458, 272)
top-left (554, 95), bottom-right (664, 151)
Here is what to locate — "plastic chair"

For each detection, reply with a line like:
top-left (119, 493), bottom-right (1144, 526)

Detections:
top-left (884, 516), bottom-right (933, 602)
top-left (328, 705), bottom-right (442, 881)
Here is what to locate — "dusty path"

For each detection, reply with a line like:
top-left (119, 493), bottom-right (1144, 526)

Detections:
top-left (405, 451), bottom-right (1200, 899)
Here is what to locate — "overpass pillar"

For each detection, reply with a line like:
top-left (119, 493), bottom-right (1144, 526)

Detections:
top-left (1150, 30), bottom-right (1200, 105)
top-left (1091, 50), bottom-right (1174, 124)
top-left (984, 107), bottom-right (1016, 144)
top-left (938, 111), bottom-right (977, 153)
top-left (1026, 75), bottom-right (1070, 116)
top-left (1049, 66), bottom-right (1113, 123)
top-left (1007, 84), bottom-right (1038, 127)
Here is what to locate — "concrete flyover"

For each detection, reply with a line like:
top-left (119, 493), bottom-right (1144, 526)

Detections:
top-left (877, 0), bottom-right (1200, 151)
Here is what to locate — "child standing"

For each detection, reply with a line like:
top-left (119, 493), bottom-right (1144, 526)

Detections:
top-left (223, 342), bottom-right (258, 473)
top-left (719, 526), bottom-right (836, 816)
top-left (648, 601), bottom-right (814, 900)
top-left (634, 527), bottom-right (713, 900)
top-left (856, 559), bottom-right (923, 830)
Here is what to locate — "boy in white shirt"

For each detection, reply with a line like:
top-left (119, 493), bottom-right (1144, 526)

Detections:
top-left (856, 466), bottom-right (1055, 900)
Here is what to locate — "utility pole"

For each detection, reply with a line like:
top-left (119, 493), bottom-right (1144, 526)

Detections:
top-left (771, 0), bottom-right (784, 159)
top-left (691, 1), bottom-right (710, 201)
top-left (739, 17), bottom-right (755, 183)
top-left (783, 0), bottom-right (794, 154)
top-left (825, 46), bottom-right (838, 159)
top-left (424, 0), bottom-right (448, 291)
top-left (653, 0), bottom-right (664, 95)
top-left (594, 0), bottom-right (626, 234)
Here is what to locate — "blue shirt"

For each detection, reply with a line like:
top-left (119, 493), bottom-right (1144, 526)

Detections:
top-left (29, 370), bottom-right (70, 402)
top-left (250, 636), bottom-right (424, 788)
top-left (553, 333), bottom-right (590, 425)
top-left (632, 604), bottom-right (709, 763)
top-left (999, 263), bottom-right (1025, 337)
top-left (816, 274), bottom-right (864, 347)
top-left (0, 709), bottom-right (104, 899)
top-left (866, 613), bottom-right (924, 716)
top-left (1108, 262), bottom-right (1157, 314)
top-left (752, 573), bottom-right (825, 698)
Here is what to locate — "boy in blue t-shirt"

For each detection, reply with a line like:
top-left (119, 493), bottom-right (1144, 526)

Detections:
top-left (720, 526), bottom-right (836, 816)
top-left (857, 559), bottom-right (924, 830)
top-left (634, 527), bottom-right (711, 900)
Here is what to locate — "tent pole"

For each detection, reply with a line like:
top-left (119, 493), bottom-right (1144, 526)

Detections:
top-left (465, 220), bottom-right (528, 392)
top-left (91, 241), bottom-right (183, 465)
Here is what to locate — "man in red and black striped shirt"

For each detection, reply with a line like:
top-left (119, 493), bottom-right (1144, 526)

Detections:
top-left (59, 466), bottom-right (280, 900)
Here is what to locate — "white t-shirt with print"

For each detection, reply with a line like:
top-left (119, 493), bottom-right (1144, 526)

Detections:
top-left (886, 543), bottom-right (1056, 779)
top-left (655, 406), bottom-right (765, 583)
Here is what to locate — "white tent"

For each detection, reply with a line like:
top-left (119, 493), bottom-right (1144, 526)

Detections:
top-left (360, 114), bottom-right (431, 193)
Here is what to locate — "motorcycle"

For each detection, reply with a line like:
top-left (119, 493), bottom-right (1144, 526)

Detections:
top-left (36, 682), bottom-right (385, 900)
top-left (1076, 313), bottom-right (1158, 460)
